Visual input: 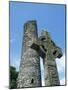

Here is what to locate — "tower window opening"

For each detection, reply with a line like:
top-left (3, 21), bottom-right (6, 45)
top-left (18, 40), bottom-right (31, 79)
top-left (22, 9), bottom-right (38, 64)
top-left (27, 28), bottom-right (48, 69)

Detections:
top-left (31, 78), bottom-right (34, 84)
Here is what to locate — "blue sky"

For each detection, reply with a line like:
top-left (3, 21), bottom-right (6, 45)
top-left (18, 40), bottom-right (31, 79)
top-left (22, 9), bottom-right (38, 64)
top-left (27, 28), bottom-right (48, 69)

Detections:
top-left (10, 2), bottom-right (66, 86)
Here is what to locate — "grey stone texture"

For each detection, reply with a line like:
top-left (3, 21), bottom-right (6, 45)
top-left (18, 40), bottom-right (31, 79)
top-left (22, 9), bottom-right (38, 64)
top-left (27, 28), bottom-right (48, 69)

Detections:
top-left (40, 31), bottom-right (62, 86)
top-left (31, 30), bottom-right (63, 86)
top-left (17, 20), bottom-right (63, 88)
top-left (17, 21), bottom-right (41, 88)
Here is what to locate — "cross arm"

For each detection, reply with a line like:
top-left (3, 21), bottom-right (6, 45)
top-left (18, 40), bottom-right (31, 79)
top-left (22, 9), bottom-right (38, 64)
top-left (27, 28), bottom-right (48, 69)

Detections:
top-left (55, 47), bottom-right (63, 58)
top-left (30, 39), bottom-right (46, 58)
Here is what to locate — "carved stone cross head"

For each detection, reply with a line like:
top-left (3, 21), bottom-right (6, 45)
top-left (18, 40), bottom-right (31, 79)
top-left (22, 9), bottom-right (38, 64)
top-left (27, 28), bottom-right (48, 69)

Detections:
top-left (30, 30), bottom-right (63, 59)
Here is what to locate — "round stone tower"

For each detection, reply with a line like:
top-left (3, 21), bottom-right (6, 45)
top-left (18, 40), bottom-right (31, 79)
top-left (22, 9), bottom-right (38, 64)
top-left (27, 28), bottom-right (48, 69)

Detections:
top-left (17, 20), bottom-right (41, 88)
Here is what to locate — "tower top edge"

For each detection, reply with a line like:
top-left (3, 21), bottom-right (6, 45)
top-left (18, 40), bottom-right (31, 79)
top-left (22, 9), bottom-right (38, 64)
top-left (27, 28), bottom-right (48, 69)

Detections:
top-left (24, 20), bottom-right (37, 25)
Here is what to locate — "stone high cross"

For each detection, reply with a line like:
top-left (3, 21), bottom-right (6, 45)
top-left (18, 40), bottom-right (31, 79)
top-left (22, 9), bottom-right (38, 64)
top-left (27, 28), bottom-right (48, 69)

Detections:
top-left (17, 20), bottom-right (63, 88)
top-left (31, 30), bottom-right (63, 86)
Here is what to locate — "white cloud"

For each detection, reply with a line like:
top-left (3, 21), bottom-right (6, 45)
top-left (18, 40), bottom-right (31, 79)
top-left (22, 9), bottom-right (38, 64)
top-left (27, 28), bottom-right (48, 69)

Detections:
top-left (10, 56), bottom-right (20, 71)
top-left (56, 53), bottom-right (65, 72)
top-left (60, 77), bottom-right (65, 85)
top-left (56, 53), bottom-right (65, 85)
top-left (40, 57), bottom-right (45, 86)
top-left (14, 58), bottom-right (20, 71)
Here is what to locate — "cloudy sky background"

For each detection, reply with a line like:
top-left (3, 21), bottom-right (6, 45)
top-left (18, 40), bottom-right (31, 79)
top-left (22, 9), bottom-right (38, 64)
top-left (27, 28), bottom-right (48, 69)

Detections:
top-left (10, 2), bottom-right (66, 86)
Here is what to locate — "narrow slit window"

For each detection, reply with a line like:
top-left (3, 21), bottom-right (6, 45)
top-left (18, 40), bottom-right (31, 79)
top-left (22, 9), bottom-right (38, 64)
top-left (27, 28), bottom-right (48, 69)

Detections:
top-left (31, 79), bottom-right (34, 84)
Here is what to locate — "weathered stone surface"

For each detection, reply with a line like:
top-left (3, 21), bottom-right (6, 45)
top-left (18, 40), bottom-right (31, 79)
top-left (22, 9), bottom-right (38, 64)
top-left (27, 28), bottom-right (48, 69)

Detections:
top-left (31, 30), bottom-right (63, 86)
top-left (17, 20), bottom-right (63, 88)
top-left (31, 40), bottom-right (46, 58)
top-left (17, 21), bottom-right (41, 88)
top-left (40, 30), bottom-right (63, 86)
